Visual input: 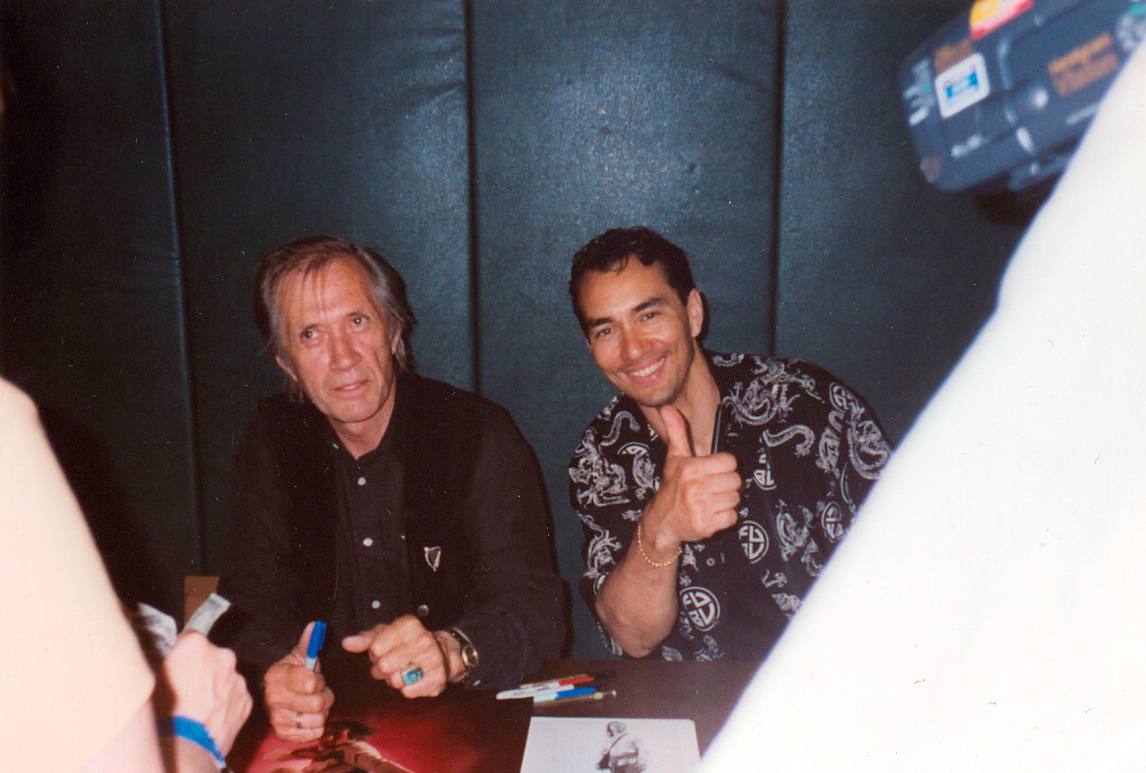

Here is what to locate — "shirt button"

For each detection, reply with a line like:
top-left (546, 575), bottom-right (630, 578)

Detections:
top-left (362, 537), bottom-right (374, 548)
top-left (399, 533), bottom-right (406, 541)
top-left (357, 476), bottom-right (366, 486)
top-left (371, 600), bottom-right (381, 610)
top-left (415, 604), bottom-right (429, 618)
top-left (707, 558), bottom-right (716, 567)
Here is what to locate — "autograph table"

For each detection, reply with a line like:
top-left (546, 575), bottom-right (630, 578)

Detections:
top-left (228, 656), bottom-right (754, 772)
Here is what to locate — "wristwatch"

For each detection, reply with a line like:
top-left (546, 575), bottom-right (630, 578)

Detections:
top-left (445, 627), bottom-right (479, 682)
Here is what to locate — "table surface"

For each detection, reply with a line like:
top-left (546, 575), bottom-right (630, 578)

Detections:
top-left (228, 656), bottom-right (755, 772)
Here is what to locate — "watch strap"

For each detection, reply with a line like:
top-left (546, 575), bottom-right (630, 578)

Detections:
top-left (445, 627), bottom-right (478, 681)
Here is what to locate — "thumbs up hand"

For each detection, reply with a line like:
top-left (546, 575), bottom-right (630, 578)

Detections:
top-left (661, 402), bottom-right (699, 459)
top-left (638, 405), bottom-right (741, 561)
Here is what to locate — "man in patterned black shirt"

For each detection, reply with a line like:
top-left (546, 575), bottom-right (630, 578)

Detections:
top-left (568, 226), bottom-right (891, 661)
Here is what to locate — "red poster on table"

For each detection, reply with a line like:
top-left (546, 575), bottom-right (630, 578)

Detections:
top-left (235, 692), bottom-right (532, 773)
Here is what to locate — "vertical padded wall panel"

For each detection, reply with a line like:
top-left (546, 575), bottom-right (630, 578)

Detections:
top-left (0, 0), bottom-right (197, 614)
top-left (471, 0), bottom-right (782, 656)
top-left (776, 0), bottom-right (1028, 442)
top-left (162, 0), bottom-right (472, 569)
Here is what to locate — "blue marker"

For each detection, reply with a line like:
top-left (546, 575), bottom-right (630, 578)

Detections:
top-left (532, 686), bottom-right (598, 704)
top-left (540, 688), bottom-right (616, 707)
top-left (304, 620), bottom-right (326, 670)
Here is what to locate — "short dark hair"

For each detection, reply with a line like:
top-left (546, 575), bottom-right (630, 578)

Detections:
top-left (253, 234), bottom-right (416, 372)
top-left (568, 226), bottom-right (697, 333)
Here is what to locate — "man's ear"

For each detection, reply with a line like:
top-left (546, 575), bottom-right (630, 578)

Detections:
top-left (275, 354), bottom-right (298, 382)
top-left (687, 289), bottom-right (705, 338)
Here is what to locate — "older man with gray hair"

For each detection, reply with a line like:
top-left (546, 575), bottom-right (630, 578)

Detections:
top-left (218, 235), bottom-right (564, 741)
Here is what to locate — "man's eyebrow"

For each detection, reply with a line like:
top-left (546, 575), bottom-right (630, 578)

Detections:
top-left (632, 297), bottom-right (666, 314)
top-left (584, 313), bottom-right (615, 331)
top-left (584, 296), bottom-right (666, 330)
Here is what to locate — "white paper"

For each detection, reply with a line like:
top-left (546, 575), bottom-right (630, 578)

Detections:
top-left (185, 592), bottom-right (232, 635)
top-left (521, 717), bottom-right (698, 773)
top-left (132, 593), bottom-right (233, 657)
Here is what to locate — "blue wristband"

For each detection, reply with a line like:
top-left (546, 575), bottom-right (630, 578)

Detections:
top-left (161, 715), bottom-right (226, 769)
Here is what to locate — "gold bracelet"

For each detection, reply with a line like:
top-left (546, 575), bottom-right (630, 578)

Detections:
top-left (635, 521), bottom-right (681, 568)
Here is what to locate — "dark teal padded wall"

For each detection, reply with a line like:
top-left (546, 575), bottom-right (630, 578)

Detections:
top-left (0, 0), bottom-right (196, 613)
top-left (776, 0), bottom-right (1029, 440)
top-left (0, 0), bottom-right (1041, 655)
top-left (161, 0), bottom-right (472, 570)
top-left (470, 0), bottom-right (782, 657)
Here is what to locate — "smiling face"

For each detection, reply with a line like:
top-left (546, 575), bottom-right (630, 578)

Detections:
top-left (578, 257), bottom-right (706, 413)
top-left (274, 256), bottom-right (400, 456)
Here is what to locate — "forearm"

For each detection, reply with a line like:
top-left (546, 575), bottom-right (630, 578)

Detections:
top-left (163, 737), bottom-right (224, 773)
top-left (457, 411), bottom-right (566, 685)
top-left (452, 569), bottom-right (565, 687)
top-left (594, 539), bottom-right (680, 658)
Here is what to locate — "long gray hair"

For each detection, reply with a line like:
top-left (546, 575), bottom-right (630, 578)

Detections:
top-left (254, 234), bottom-right (416, 372)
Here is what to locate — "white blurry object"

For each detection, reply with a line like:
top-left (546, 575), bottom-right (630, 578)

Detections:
top-left (704, 41), bottom-right (1146, 772)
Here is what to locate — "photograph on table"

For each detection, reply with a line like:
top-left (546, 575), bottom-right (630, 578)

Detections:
top-left (520, 716), bottom-right (699, 773)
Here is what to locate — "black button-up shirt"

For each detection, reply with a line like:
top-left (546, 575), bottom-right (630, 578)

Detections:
top-left (219, 372), bottom-right (566, 689)
top-left (331, 430), bottom-right (411, 634)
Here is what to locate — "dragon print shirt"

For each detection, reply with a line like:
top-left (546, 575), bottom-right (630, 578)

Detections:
top-left (569, 352), bottom-right (892, 661)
